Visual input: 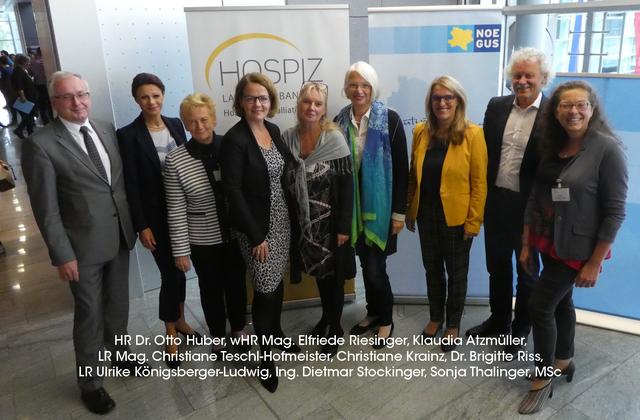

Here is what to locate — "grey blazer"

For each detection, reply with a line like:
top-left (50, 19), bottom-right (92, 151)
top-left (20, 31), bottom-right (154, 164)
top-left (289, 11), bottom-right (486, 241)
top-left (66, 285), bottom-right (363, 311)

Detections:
top-left (524, 128), bottom-right (628, 260)
top-left (21, 118), bottom-right (136, 266)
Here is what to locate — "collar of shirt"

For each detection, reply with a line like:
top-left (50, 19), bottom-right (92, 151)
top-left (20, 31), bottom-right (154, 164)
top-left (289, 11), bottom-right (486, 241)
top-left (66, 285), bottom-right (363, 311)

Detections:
top-left (59, 117), bottom-right (92, 135)
top-left (349, 106), bottom-right (371, 128)
top-left (512, 92), bottom-right (543, 112)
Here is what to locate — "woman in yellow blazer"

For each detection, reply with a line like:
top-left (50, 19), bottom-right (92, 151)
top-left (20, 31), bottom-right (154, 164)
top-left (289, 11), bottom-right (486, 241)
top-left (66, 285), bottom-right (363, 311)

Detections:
top-left (406, 75), bottom-right (487, 352)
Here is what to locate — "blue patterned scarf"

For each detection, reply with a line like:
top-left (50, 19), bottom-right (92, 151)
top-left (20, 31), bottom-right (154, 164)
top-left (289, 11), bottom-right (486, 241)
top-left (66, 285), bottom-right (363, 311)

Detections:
top-left (336, 100), bottom-right (392, 250)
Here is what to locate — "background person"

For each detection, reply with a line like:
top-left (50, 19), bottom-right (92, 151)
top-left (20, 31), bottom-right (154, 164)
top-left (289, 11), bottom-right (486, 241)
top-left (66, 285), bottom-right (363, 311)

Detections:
top-left (466, 48), bottom-right (551, 356)
top-left (164, 93), bottom-right (248, 357)
top-left (334, 61), bottom-right (408, 349)
top-left (117, 73), bottom-right (200, 368)
top-left (517, 81), bottom-right (627, 414)
top-left (10, 54), bottom-right (38, 139)
top-left (282, 82), bottom-right (355, 357)
top-left (406, 76), bottom-right (487, 352)
top-left (221, 73), bottom-right (297, 393)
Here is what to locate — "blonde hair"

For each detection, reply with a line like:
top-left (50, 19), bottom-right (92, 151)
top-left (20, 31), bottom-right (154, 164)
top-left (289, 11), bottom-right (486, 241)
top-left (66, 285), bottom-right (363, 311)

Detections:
top-left (295, 82), bottom-right (339, 132)
top-left (180, 92), bottom-right (216, 122)
top-left (425, 75), bottom-right (468, 146)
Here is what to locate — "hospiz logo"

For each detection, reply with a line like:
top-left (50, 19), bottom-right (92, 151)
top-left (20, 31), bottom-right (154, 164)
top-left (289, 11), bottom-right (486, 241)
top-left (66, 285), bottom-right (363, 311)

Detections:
top-left (204, 33), bottom-right (323, 87)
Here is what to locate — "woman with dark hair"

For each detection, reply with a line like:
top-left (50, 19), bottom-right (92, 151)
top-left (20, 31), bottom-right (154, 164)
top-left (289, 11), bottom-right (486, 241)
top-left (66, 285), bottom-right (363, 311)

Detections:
top-left (406, 76), bottom-right (487, 352)
top-left (164, 93), bottom-right (248, 359)
top-left (10, 54), bottom-right (37, 139)
top-left (117, 73), bottom-right (200, 367)
top-left (221, 73), bottom-right (297, 393)
top-left (517, 81), bottom-right (627, 414)
top-left (334, 61), bottom-right (409, 349)
top-left (283, 82), bottom-right (355, 356)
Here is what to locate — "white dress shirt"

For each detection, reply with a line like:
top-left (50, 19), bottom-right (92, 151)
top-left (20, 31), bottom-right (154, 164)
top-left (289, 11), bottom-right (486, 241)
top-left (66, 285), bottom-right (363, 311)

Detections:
top-left (59, 118), bottom-right (112, 184)
top-left (495, 92), bottom-right (542, 192)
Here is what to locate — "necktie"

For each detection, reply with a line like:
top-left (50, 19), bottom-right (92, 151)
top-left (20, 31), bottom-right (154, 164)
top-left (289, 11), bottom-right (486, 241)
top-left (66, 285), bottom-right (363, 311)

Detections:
top-left (80, 126), bottom-right (108, 181)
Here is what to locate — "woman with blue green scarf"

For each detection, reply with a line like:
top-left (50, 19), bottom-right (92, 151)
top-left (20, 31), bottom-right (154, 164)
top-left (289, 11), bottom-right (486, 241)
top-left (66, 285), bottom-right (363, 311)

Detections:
top-left (335, 61), bottom-right (409, 349)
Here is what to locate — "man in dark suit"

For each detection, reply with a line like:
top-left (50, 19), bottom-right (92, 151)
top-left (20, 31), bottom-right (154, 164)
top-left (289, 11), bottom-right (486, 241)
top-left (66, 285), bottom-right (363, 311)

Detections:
top-left (21, 71), bottom-right (141, 414)
top-left (466, 48), bottom-right (552, 353)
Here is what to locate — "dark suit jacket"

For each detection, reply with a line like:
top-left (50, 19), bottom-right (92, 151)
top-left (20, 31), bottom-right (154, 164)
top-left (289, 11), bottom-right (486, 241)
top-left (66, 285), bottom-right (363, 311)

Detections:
top-left (221, 118), bottom-right (294, 247)
top-left (483, 94), bottom-right (547, 201)
top-left (10, 66), bottom-right (37, 102)
top-left (117, 114), bottom-right (186, 233)
top-left (21, 118), bottom-right (135, 266)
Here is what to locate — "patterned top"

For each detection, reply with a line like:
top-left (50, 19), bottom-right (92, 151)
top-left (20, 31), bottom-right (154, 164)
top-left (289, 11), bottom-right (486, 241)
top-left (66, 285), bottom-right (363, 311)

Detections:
top-left (149, 127), bottom-right (178, 169)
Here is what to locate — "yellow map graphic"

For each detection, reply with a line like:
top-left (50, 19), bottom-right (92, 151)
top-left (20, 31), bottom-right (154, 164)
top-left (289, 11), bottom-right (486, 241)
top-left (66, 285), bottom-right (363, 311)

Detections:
top-left (448, 27), bottom-right (473, 50)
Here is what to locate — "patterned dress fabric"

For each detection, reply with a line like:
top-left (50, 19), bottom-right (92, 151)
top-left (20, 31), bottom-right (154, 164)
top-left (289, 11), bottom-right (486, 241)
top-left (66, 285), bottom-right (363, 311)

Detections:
top-left (236, 145), bottom-right (290, 293)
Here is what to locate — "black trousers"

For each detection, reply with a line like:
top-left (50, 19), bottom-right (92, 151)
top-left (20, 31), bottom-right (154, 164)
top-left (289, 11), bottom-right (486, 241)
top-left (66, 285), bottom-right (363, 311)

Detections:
top-left (150, 227), bottom-right (186, 323)
top-left (356, 237), bottom-right (393, 326)
top-left (190, 241), bottom-right (247, 338)
top-left (529, 254), bottom-right (577, 372)
top-left (417, 200), bottom-right (472, 329)
top-left (315, 275), bottom-right (346, 335)
top-left (484, 187), bottom-right (538, 337)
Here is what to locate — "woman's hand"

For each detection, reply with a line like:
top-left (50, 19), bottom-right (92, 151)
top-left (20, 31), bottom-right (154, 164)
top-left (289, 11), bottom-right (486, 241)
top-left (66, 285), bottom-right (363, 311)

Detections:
top-left (575, 261), bottom-right (601, 288)
top-left (175, 256), bottom-right (191, 272)
top-left (463, 230), bottom-right (477, 240)
top-left (391, 220), bottom-right (404, 235)
top-left (337, 234), bottom-right (349, 247)
top-left (252, 241), bottom-right (269, 263)
top-left (406, 218), bottom-right (416, 232)
top-left (138, 228), bottom-right (156, 251)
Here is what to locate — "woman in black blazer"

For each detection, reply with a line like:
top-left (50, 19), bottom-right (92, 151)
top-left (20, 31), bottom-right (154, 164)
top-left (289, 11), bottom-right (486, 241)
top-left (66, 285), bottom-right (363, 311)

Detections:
top-left (221, 73), bottom-right (297, 393)
top-left (117, 73), bottom-right (200, 368)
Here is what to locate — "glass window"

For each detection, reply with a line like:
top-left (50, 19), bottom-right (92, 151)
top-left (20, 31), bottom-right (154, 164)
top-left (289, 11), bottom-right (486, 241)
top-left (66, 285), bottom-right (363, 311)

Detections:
top-left (548, 10), bottom-right (638, 74)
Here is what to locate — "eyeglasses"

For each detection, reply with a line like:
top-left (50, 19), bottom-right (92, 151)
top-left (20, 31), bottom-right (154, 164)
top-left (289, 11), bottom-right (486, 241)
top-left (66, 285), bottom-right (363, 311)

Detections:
top-left (346, 83), bottom-right (371, 91)
top-left (431, 95), bottom-right (457, 103)
top-left (301, 81), bottom-right (328, 94)
top-left (557, 101), bottom-right (591, 112)
top-left (54, 91), bottom-right (90, 102)
top-left (243, 95), bottom-right (270, 104)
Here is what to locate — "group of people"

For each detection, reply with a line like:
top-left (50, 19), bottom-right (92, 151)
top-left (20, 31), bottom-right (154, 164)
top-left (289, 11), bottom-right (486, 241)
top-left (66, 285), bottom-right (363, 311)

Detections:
top-left (0, 48), bottom-right (52, 137)
top-left (19, 45), bottom-right (627, 415)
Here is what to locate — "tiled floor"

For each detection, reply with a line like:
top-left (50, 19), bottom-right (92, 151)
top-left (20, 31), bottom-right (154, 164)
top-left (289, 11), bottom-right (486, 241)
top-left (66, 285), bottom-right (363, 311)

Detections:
top-left (2, 126), bottom-right (640, 419)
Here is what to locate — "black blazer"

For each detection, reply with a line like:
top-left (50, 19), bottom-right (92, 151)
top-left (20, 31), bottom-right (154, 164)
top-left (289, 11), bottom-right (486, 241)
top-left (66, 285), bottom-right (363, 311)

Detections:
top-left (483, 94), bottom-right (547, 201)
top-left (221, 118), bottom-right (294, 247)
top-left (117, 114), bottom-right (187, 233)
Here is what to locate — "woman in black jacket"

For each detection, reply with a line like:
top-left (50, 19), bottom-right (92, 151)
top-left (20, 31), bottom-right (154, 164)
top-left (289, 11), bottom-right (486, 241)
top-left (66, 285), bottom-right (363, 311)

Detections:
top-left (221, 73), bottom-right (297, 393)
top-left (117, 73), bottom-right (199, 367)
top-left (282, 82), bottom-right (355, 357)
top-left (334, 61), bottom-right (409, 349)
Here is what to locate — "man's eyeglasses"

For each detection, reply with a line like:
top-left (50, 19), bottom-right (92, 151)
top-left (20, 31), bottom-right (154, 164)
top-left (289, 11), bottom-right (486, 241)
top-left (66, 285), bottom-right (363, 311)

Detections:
top-left (54, 91), bottom-right (91, 102)
top-left (431, 95), bottom-right (457, 103)
top-left (243, 95), bottom-right (270, 104)
top-left (557, 101), bottom-right (591, 112)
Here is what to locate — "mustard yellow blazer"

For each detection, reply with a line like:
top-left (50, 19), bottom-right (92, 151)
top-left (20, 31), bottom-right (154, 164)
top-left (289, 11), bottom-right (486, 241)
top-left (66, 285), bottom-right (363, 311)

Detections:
top-left (407, 121), bottom-right (488, 234)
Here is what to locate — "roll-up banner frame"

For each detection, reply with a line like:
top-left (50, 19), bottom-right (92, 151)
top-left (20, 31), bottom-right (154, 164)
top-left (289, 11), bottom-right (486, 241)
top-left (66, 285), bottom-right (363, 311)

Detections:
top-left (184, 5), bottom-right (352, 304)
top-left (368, 5), bottom-right (505, 302)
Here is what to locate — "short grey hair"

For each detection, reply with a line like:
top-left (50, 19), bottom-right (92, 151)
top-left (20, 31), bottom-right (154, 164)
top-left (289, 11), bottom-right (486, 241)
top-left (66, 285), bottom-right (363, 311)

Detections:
top-left (505, 47), bottom-right (554, 88)
top-left (48, 71), bottom-right (90, 98)
top-left (343, 61), bottom-right (380, 101)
